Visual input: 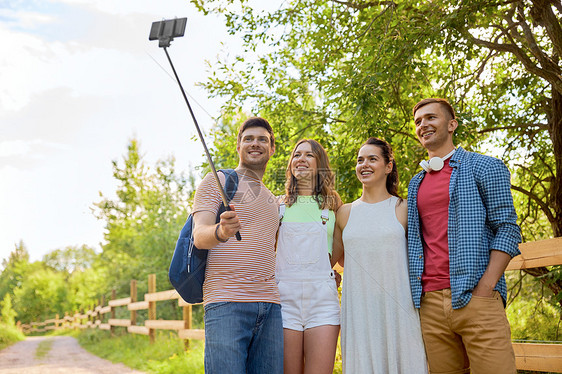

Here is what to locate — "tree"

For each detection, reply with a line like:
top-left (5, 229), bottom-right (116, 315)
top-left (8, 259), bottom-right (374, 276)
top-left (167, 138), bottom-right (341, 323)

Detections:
top-left (12, 267), bottom-right (67, 323)
top-left (93, 139), bottom-right (192, 300)
top-left (0, 294), bottom-right (17, 327)
top-left (189, 0), bottom-right (561, 304)
top-left (43, 245), bottom-right (97, 274)
top-left (0, 241), bottom-right (31, 302)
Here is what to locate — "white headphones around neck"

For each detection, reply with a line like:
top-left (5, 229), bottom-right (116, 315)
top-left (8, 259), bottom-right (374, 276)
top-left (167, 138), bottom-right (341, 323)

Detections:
top-left (419, 149), bottom-right (456, 172)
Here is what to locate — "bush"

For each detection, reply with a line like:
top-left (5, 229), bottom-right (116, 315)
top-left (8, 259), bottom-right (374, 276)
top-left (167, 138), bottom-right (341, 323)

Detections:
top-left (0, 323), bottom-right (25, 350)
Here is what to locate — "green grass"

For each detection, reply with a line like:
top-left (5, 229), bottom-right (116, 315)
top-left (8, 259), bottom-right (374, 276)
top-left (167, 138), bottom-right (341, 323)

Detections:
top-left (72, 327), bottom-right (344, 374)
top-left (47, 328), bottom-right (80, 337)
top-left (0, 323), bottom-right (25, 350)
top-left (35, 338), bottom-right (54, 359)
top-left (76, 329), bottom-right (204, 374)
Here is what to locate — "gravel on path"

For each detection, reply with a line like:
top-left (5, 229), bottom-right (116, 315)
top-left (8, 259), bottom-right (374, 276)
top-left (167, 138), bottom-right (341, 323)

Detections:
top-left (0, 336), bottom-right (145, 374)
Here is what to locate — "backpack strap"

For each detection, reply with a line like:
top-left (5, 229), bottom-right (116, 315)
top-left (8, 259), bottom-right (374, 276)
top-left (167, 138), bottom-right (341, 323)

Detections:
top-left (215, 169), bottom-right (239, 218)
top-left (218, 169), bottom-right (239, 203)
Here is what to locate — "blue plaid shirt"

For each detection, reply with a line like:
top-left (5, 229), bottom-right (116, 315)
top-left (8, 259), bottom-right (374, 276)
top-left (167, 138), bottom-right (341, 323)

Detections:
top-left (407, 147), bottom-right (521, 309)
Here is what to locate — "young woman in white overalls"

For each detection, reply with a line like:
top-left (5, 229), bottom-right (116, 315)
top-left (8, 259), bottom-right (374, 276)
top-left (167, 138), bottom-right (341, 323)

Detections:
top-left (276, 139), bottom-right (342, 374)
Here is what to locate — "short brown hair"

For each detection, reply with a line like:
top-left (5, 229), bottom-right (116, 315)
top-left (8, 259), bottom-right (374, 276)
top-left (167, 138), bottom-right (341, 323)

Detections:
top-left (413, 98), bottom-right (456, 120)
top-left (237, 117), bottom-right (275, 147)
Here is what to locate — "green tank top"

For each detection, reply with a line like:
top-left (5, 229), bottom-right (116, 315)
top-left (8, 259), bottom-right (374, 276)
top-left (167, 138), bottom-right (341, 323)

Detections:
top-left (282, 196), bottom-right (335, 254)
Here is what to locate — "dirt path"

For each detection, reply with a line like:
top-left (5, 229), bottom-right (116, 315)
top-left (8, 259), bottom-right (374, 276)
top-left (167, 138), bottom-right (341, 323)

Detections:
top-left (0, 336), bottom-right (145, 373)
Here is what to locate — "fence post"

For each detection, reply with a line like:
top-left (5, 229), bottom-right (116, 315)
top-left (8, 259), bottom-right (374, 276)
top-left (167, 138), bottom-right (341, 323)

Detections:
top-left (148, 274), bottom-right (156, 344)
top-left (55, 314), bottom-right (59, 330)
top-left (110, 289), bottom-right (116, 336)
top-left (183, 305), bottom-right (192, 349)
top-left (130, 279), bottom-right (137, 327)
top-left (100, 295), bottom-right (105, 330)
top-left (89, 304), bottom-right (92, 328)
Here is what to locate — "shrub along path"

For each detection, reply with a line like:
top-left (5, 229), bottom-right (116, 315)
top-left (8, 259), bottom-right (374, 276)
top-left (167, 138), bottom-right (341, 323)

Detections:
top-left (0, 336), bottom-right (144, 373)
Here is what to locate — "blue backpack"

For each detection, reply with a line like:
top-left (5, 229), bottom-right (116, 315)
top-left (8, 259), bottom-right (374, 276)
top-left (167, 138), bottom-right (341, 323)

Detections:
top-left (169, 169), bottom-right (239, 304)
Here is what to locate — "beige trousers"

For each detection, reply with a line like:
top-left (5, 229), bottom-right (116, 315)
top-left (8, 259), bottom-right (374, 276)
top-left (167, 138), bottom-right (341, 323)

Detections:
top-left (420, 288), bottom-right (516, 374)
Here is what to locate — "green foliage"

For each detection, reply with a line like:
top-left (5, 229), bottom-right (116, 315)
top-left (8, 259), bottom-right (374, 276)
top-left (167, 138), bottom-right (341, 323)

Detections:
top-left (76, 329), bottom-right (204, 374)
top-left (507, 271), bottom-right (561, 341)
top-left (0, 240), bottom-right (31, 302)
top-left (93, 139), bottom-right (192, 319)
top-left (43, 245), bottom-right (97, 274)
top-left (0, 322), bottom-right (25, 350)
top-left (1, 294), bottom-right (17, 326)
top-left (63, 266), bottom-right (106, 313)
top-left (12, 267), bottom-right (67, 323)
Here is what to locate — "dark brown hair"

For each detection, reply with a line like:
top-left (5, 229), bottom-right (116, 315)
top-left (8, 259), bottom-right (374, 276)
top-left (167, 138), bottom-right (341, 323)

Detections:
top-left (360, 137), bottom-right (400, 198)
top-left (285, 139), bottom-right (342, 211)
top-left (412, 98), bottom-right (456, 120)
top-left (237, 117), bottom-right (275, 147)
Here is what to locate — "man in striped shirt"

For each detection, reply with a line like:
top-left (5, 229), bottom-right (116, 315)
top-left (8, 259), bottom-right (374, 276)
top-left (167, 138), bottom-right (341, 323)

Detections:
top-left (193, 117), bottom-right (282, 374)
top-left (407, 98), bottom-right (521, 373)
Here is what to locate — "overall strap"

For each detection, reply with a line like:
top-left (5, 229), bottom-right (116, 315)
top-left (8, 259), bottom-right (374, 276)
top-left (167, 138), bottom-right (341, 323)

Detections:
top-left (321, 208), bottom-right (329, 225)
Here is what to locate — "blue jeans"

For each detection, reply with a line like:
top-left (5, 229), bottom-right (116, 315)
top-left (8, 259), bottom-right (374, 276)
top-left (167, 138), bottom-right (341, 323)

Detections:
top-left (204, 302), bottom-right (283, 374)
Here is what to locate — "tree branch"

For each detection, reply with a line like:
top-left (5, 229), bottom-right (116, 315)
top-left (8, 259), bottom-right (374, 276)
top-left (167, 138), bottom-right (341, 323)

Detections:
top-left (531, 0), bottom-right (562, 58)
top-left (468, 33), bottom-right (562, 93)
top-left (515, 3), bottom-right (560, 77)
top-left (331, 0), bottom-right (395, 10)
top-left (535, 151), bottom-right (555, 177)
top-left (511, 184), bottom-right (556, 223)
top-left (478, 123), bottom-right (549, 134)
top-left (356, 1), bottom-right (395, 40)
top-left (523, 266), bottom-right (562, 309)
top-left (513, 162), bottom-right (551, 200)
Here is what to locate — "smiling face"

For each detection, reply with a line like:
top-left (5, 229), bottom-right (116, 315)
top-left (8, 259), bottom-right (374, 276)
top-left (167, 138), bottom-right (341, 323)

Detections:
top-left (355, 144), bottom-right (393, 187)
top-left (236, 126), bottom-right (275, 171)
top-left (414, 102), bottom-right (458, 156)
top-left (290, 141), bottom-right (318, 183)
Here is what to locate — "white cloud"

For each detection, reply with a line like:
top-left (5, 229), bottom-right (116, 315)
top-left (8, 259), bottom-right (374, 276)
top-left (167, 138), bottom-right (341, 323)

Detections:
top-left (0, 139), bottom-right (68, 157)
top-left (0, 8), bottom-right (55, 28)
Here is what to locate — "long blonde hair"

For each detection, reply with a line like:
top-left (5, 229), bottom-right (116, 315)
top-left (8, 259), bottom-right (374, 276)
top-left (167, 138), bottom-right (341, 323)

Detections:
top-left (284, 139), bottom-right (342, 211)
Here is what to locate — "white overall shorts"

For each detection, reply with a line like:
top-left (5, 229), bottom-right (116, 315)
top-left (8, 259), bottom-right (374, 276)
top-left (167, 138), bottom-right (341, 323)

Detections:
top-left (275, 207), bottom-right (341, 331)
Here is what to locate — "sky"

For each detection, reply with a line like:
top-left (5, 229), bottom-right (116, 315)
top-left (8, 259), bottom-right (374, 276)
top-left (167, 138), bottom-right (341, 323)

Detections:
top-left (0, 0), bottom-right (260, 263)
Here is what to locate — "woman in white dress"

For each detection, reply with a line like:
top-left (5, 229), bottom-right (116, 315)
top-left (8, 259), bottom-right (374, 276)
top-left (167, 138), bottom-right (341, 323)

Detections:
top-left (332, 137), bottom-right (428, 373)
top-left (276, 139), bottom-right (342, 374)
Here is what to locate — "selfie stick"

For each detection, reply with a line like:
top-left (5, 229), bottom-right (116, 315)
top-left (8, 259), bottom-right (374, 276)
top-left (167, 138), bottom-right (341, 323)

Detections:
top-left (149, 18), bottom-right (241, 241)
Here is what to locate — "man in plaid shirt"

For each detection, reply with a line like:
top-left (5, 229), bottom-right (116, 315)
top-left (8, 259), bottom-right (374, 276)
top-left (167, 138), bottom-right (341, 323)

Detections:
top-left (407, 98), bottom-right (521, 373)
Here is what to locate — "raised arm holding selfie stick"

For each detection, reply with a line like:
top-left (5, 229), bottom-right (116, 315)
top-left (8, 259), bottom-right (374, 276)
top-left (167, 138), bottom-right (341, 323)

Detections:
top-left (150, 18), bottom-right (284, 374)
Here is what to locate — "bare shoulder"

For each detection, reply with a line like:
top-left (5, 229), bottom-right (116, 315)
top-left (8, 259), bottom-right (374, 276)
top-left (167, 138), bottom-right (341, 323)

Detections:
top-left (336, 203), bottom-right (352, 229)
top-left (395, 197), bottom-right (407, 210)
top-left (394, 197), bottom-right (407, 231)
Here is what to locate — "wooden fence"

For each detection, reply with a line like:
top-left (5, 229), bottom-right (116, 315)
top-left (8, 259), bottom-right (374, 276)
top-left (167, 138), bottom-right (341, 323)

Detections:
top-left (18, 237), bottom-right (562, 372)
top-left (19, 274), bottom-right (203, 346)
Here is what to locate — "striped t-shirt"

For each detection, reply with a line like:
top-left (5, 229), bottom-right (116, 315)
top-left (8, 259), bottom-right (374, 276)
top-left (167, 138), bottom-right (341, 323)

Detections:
top-left (192, 171), bottom-right (280, 305)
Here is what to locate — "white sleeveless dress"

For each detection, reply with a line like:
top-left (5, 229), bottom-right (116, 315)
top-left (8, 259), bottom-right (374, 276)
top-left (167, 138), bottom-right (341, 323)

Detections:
top-left (341, 197), bottom-right (428, 374)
